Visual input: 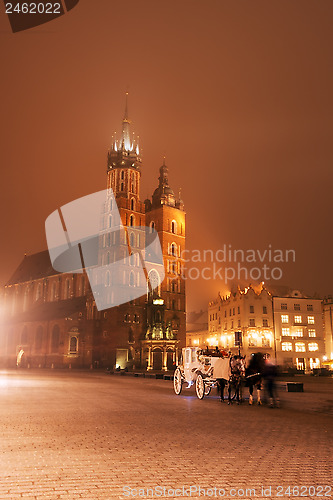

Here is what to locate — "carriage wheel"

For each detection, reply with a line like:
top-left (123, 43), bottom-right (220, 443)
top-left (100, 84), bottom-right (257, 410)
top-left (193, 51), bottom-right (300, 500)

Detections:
top-left (195, 374), bottom-right (205, 399)
top-left (173, 368), bottom-right (183, 395)
top-left (204, 384), bottom-right (211, 396)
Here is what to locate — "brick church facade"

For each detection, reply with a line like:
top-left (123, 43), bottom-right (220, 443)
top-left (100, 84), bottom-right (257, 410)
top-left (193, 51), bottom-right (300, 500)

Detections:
top-left (0, 98), bottom-right (186, 370)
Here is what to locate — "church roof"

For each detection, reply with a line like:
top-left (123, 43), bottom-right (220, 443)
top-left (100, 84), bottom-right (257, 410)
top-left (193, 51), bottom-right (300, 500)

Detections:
top-left (6, 250), bottom-right (59, 286)
top-left (3, 296), bottom-right (87, 324)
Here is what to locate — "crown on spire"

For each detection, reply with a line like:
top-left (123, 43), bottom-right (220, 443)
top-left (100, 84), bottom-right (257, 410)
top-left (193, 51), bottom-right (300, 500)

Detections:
top-left (110, 92), bottom-right (140, 155)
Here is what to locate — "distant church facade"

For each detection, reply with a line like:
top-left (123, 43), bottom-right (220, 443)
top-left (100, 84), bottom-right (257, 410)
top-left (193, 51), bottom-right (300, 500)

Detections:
top-left (0, 98), bottom-right (186, 370)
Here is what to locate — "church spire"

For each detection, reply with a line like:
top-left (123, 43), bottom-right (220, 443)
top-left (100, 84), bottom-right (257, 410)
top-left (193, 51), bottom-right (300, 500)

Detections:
top-left (121, 92), bottom-right (131, 151)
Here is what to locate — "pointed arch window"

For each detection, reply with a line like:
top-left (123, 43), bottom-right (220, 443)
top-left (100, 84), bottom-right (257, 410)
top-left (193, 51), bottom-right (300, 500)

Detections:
top-left (129, 215), bottom-right (135, 227)
top-left (50, 282), bottom-right (57, 301)
top-left (130, 232), bottom-right (135, 247)
top-left (35, 326), bottom-right (43, 351)
top-left (23, 287), bottom-right (29, 311)
top-left (148, 269), bottom-right (161, 296)
top-left (69, 336), bottom-right (78, 354)
top-left (170, 243), bottom-right (177, 257)
top-left (51, 325), bottom-right (60, 353)
top-left (171, 220), bottom-right (177, 234)
top-left (149, 221), bottom-right (155, 233)
top-left (36, 283), bottom-right (43, 301)
top-left (121, 170), bottom-right (125, 180)
top-left (131, 198), bottom-right (135, 210)
top-left (64, 278), bottom-right (71, 300)
top-left (21, 326), bottom-right (28, 345)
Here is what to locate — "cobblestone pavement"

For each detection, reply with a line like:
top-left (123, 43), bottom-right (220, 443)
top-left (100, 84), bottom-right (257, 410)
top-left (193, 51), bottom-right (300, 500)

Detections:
top-left (0, 371), bottom-right (332, 500)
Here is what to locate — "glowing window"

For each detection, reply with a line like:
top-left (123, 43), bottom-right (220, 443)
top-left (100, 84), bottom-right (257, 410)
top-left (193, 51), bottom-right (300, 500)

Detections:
top-left (294, 329), bottom-right (303, 337)
top-left (282, 328), bottom-right (290, 336)
top-left (294, 316), bottom-right (302, 323)
top-left (308, 329), bottom-right (316, 338)
top-left (281, 315), bottom-right (289, 323)
top-left (282, 342), bottom-right (292, 351)
top-left (307, 316), bottom-right (315, 324)
top-left (308, 343), bottom-right (319, 352)
top-left (69, 336), bottom-right (78, 354)
top-left (295, 342), bottom-right (306, 352)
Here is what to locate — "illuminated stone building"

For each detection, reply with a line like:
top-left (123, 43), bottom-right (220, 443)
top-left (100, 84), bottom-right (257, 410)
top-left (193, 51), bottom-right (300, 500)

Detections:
top-left (0, 97), bottom-right (186, 370)
top-left (322, 296), bottom-right (333, 367)
top-left (205, 286), bottom-right (325, 371)
top-left (273, 291), bottom-right (324, 371)
top-left (207, 285), bottom-right (275, 358)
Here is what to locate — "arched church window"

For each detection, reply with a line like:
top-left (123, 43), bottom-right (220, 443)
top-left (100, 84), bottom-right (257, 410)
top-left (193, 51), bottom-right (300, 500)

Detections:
top-left (51, 325), bottom-right (60, 353)
top-left (130, 232), bottom-right (135, 247)
top-left (170, 243), bottom-right (177, 257)
top-left (35, 326), bottom-right (43, 351)
top-left (131, 198), bottom-right (135, 210)
top-left (21, 326), bottom-right (28, 345)
top-left (69, 336), bottom-right (78, 354)
top-left (64, 279), bottom-right (71, 300)
top-left (149, 221), bottom-right (155, 233)
top-left (121, 182), bottom-right (124, 191)
top-left (171, 220), bottom-right (177, 234)
top-left (148, 269), bottom-right (161, 296)
top-left (129, 271), bottom-right (135, 287)
top-left (36, 283), bottom-right (43, 301)
top-left (23, 287), bottom-right (29, 311)
top-left (121, 170), bottom-right (125, 180)
top-left (51, 282), bottom-right (57, 301)
top-left (129, 215), bottom-right (135, 227)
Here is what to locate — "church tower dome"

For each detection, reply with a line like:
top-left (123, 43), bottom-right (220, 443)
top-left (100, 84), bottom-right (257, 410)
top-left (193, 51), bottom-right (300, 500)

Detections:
top-left (152, 159), bottom-right (176, 208)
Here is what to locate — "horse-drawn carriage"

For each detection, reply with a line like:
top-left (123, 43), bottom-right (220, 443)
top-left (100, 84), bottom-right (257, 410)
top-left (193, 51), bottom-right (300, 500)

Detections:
top-left (173, 347), bottom-right (246, 402)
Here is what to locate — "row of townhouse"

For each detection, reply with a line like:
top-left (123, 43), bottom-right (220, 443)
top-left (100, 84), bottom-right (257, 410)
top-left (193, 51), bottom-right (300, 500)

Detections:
top-left (187, 284), bottom-right (333, 372)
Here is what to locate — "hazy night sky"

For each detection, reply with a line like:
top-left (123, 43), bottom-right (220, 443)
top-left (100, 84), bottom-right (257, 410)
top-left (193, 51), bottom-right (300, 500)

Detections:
top-left (0, 0), bottom-right (332, 312)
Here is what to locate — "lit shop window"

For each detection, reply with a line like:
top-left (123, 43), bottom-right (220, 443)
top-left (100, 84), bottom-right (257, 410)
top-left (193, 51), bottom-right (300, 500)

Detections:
top-left (294, 329), bottom-right (303, 337)
top-left (309, 358), bottom-right (320, 369)
top-left (295, 342), bottom-right (306, 352)
top-left (281, 315), bottom-right (289, 324)
top-left (308, 329), bottom-right (316, 338)
top-left (294, 316), bottom-right (302, 324)
top-left (308, 343), bottom-right (319, 352)
top-left (307, 316), bottom-right (315, 324)
top-left (282, 328), bottom-right (290, 336)
top-left (282, 342), bottom-right (292, 351)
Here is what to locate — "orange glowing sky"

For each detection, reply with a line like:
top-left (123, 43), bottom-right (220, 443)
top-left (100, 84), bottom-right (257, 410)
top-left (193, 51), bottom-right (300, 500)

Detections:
top-left (0, 0), bottom-right (333, 311)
